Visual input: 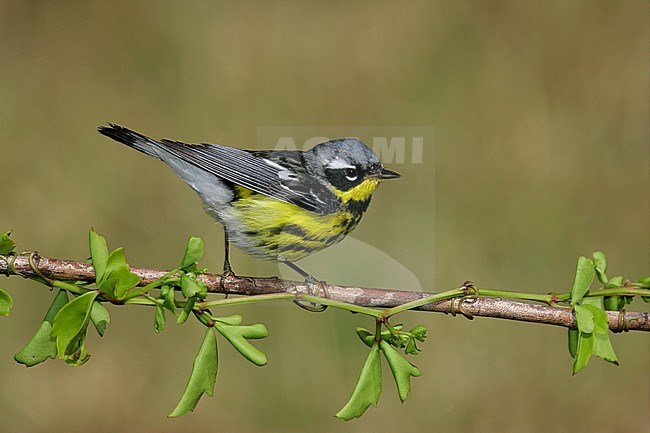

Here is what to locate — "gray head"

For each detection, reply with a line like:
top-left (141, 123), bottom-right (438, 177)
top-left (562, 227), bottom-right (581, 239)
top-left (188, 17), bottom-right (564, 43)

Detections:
top-left (304, 138), bottom-right (400, 192)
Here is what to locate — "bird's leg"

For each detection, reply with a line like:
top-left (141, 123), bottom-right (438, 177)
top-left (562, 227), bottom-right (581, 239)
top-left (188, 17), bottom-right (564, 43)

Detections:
top-left (222, 232), bottom-right (235, 277)
top-left (279, 259), bottom-right (329, 312)
top-left (220, 232), bottom-right (235, 294)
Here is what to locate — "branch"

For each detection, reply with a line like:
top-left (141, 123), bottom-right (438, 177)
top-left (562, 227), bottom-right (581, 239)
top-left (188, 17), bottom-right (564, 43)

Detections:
top-left (2, 253), bottom-right (648, 332)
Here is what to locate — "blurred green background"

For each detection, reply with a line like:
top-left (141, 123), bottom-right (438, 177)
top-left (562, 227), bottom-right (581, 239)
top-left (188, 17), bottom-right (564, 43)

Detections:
top-left (1, 1), bottom-right (648, 432)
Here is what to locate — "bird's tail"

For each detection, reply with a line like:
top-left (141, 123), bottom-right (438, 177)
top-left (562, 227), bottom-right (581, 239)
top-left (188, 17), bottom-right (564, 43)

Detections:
top-left (98, 123), bottom-right (162, 160)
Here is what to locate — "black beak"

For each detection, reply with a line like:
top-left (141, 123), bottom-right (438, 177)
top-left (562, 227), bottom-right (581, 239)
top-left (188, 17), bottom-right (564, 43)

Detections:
top-left (374, 167), bottom-right (401, 179)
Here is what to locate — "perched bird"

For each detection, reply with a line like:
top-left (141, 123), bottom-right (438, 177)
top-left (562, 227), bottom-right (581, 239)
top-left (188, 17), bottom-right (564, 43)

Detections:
top-left (98, 124), bottom-right (400, 308)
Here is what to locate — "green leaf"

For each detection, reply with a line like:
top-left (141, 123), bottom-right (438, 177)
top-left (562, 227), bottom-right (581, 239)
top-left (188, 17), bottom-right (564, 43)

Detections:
top-left (582, 295), bottom-right (603, 309)
top-left (155, 303), bottom-right (166, 333)
top-left (0, 289), bottom-right (13, 316)
top-left (592, 251), bottom-right (608, 284)
top-left (572, 332), bottom-right (594, 374)
top-left (98, 277), bottom-right (118, 298)
top-left (567, 328), bottom-right (578, 358)
top-left (181, 274), bottom-right (207, 300)
top-left (356, 327), bottom-right (375, 348)
top-left (160, 285), bottom-right (177, 314)
top-left (168, 328), bottom-right (218, 417)
top-left (105, 248), bottom-right (129, 278)
top-left (95, 246), bottom-right (138, 300)
top-left (51, 291), bottom-right (98, 358)
top-left (573, 297), bottom-right (619, 373)
top-left (583, 304), bottom-right (606, 334)
top-left (212, 314), bottom-right (243, 326)
top-left (15, 290), bottom-right (69, 366)
top-left (336, 343), bottom-right (382, 420)
top-left (181, 237), bottom-right (204, 270)
top-left (606, 275), bottom-right (623, 288)
top-left (15, 322), bottom-right (57, 365)
top-left (380, 340), bottom-right (422, 402)
top-left (571, 256), bottom-right (595, 305)
top-left (409, 325), bottom-right (427, 342)
top-left (593, 332), bottom-right (618, 365)
top-left (603, 296), bottom-right (621, 311)
top-left (176, 297), bottom-right (196, 325)
top-left (573, 305), bottom-right (594, 334)
top-left (112, 267), bottom-right (140, 300)
top-left (215, 323), bottom-right (268, 366)
top-left (637, 276), bottom-right (650, 289)
top-left (582, 301), bottom-right (619, 365)
top-left (404, 338), bottom-right (421, 355)
top-left (89, 229), bottom-right (108, 283)
top-left (90, 301), bottom-right (110, 336)
top-left (0, 230), bottom-right (16, 254)
top-left (63, 334), bottom-right (91, 366)
top-left (386, 333), bottom-right (409, 348)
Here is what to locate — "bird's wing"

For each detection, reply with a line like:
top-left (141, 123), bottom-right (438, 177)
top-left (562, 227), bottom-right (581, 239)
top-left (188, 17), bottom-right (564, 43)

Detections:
top-left (158, 139), bottom-right (341, 215)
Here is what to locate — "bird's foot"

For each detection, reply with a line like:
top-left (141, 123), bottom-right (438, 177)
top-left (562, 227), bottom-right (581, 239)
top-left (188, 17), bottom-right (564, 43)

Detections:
top-left (293, 276), bottom-right (329, 312)
top-left (220, 260), bottom-right (236, 294)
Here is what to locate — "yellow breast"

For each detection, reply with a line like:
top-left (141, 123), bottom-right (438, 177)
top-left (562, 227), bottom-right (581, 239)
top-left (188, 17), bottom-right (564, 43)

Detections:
top-left (223, 186), bottom-right (362, 261)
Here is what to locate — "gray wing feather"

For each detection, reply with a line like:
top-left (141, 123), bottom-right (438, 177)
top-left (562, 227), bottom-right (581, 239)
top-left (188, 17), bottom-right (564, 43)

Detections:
top-left (159, 139), bottom-right (340, 215)
top-left (98, 124), bottom-right (340, 215)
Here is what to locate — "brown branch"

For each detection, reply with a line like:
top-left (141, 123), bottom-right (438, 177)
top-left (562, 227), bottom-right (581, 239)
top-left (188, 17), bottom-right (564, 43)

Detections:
top-left (2, 253), bottom-right (648, 332)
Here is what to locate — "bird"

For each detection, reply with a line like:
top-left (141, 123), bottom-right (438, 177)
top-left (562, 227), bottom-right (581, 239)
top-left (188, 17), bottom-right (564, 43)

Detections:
top-left (98, 124), bottom-right (400, 309)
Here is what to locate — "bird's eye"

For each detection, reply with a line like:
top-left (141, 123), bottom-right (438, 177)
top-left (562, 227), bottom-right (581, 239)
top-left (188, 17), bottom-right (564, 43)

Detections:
top-left (344, 167), bottom-right (358, 181)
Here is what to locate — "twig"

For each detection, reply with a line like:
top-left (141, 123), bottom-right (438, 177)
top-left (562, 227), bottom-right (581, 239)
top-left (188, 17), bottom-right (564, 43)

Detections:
top-left (1, 253), bottom-right (648, 332)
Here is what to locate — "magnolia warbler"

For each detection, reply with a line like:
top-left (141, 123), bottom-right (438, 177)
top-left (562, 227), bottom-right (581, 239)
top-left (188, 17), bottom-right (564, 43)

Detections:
top-left (98, 124), bottom-right (400, 308)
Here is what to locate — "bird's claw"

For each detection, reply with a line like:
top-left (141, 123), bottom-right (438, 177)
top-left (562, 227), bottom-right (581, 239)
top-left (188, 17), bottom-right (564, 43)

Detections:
top-left (293, 277), bottom-right (329, 312)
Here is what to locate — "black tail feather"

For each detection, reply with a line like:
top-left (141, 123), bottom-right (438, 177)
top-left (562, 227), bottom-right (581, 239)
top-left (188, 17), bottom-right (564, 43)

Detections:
top-left (98, 123), bottom-right (161, 159)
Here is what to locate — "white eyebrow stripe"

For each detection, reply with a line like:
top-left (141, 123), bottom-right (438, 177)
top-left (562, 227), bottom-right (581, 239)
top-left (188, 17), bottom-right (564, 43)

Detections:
top-left (327, 159), bottom-right (355, 169)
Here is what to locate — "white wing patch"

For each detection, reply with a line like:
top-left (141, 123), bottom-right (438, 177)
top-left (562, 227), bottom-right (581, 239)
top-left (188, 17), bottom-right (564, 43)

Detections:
top-left (264, 158), bottom-right (297, 181)
top-left (263, 158), bottom-right (286, 171)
